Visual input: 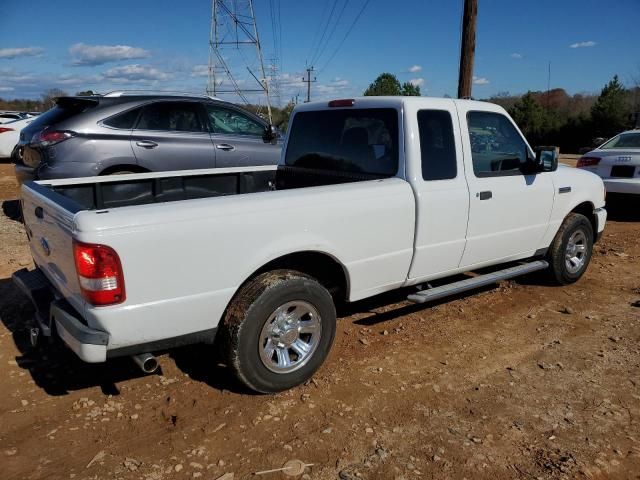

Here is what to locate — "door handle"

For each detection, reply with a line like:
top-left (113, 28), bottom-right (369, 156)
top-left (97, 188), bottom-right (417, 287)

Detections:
top-left (478, 191), bottom-right (492, 200)
top-left (136, 140), bottom-right (158, 149)
top-left (216, 143), bottom-right (235, 151)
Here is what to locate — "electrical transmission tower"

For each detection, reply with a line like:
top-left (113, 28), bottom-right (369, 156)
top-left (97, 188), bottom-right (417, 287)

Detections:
top-left (268, 56), bottom-right (281, 108)
top-left (207, 0), bottom-right (272, 122)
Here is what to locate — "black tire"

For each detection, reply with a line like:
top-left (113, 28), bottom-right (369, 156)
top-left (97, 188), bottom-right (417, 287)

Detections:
top-left (219, 269), bottom-right (336, 393)
top-left (547, 212), bottom-right (594, 285)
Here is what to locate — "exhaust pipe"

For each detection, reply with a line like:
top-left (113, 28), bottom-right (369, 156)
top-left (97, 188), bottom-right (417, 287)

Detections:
top-left (132, 353), bottom-right (158, 374)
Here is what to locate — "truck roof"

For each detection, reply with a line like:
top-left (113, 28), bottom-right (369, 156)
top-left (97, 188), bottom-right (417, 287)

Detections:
top-left (295, 96), bottom-right (505, 113)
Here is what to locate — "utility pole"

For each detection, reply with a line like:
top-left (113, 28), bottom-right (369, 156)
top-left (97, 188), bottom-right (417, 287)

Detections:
top-left (302, 67), bottom-right (316, 103)
top-left (546, 61), bottom-right (551, 112)
top-left (457, 0), bottom-right (477, 99)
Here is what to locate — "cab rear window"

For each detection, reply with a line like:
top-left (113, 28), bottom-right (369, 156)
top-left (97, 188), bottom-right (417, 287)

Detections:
top-left (285, 108), bottom-right (399, 176)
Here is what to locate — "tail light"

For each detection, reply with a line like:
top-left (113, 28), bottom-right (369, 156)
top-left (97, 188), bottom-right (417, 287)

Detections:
top-left (73, 241), bottom-right (125, 306)
top-left (34, 129), bottom-right (76, 146)
top-left (0, 127), bottom-right (15, 134)
top-left (577, 156), bottom-right (600, 167)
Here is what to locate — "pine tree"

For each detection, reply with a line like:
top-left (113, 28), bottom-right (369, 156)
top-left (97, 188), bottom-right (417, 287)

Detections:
top-left (590, 75), bottom-right (630, 137)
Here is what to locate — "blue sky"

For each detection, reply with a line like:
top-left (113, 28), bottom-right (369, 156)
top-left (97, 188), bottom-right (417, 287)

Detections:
top-left (1, 0), bottom-right (638, 105)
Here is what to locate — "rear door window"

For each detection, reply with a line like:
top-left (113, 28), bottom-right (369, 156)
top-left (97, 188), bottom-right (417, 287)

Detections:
top-left (285, 108), bottom-right (399, 176)
top-left (418, 110), bottom-right (457, 180)
top-left (103, 107), bottom-right (141, 129)
top-left (136, 102), bottom-right (205, 132)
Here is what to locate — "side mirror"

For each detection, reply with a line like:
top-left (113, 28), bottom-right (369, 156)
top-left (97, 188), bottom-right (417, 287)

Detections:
top-left (262, 124), bottom-right (278, 144)
top-left (535, 146), bottom-right (559, 172)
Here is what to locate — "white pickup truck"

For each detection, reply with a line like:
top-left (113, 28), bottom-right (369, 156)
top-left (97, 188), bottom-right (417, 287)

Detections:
top-left (14, 97), bottom-right (606, 393)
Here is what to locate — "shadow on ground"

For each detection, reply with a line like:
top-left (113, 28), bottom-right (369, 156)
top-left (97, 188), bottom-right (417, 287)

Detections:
top-left (2, 199), bottom-right (22, 223)
top-left (606, 195), bottom-right (640, 222)
top-left (0, 277), bottom-right (156, 396)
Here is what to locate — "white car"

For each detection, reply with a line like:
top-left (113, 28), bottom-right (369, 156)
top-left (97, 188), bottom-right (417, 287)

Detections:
top-left (0, 112), bottom-right (25, 124)
top-left (0, 117), bottom-right (33, 158)
top-left (14, 97), bottom-right (606, 393)
top-left (577, 130), bottom-right (640, 195)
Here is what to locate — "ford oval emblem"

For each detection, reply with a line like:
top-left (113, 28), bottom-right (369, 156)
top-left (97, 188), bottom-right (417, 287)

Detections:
top-left (40, 237), bottom-right (51, 257)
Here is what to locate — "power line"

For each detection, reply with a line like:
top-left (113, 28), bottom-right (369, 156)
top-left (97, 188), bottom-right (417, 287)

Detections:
top-left (306, 2), bottom-right (332, 65)
top-left (318, 0), bottom-right (372, 75)
top-left (308, 0), bottom-right (341, 67)
top-left (311, 0), bottom-right (351, 67)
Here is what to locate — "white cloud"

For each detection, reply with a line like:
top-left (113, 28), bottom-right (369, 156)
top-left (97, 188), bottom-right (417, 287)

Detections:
top-left (408, 65), bottom-right (422, 73)
top-left (473, 76), bottom-right (490, 85)
top-left (408, 78), bottom-right (425, 87)
top-left (510, 53), bottom-right (523, 59)
top-left (0, 47), bottom-right (44, 59)
top-left (70, 43), bottom-right (150, 66)
top-left (191, 64), bottom-right (209, 77)
top-left (0, 86), bottom-right (15, 92)
top-left (569, 41), bottom-right (596, 49)
top-left (103, 64), bottom-right (170, 82)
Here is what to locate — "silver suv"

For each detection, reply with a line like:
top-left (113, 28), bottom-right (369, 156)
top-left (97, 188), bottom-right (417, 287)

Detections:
top-left (14, 91), bottom-right (281, 183)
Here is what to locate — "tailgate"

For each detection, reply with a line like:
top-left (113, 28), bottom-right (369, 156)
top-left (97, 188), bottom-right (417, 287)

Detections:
top-left (21, 182), bottom-right (85, 312)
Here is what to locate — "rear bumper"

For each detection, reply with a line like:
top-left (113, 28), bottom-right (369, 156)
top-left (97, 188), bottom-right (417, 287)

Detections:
top-left (12, 268), bottom-right (109, 363)
top-left (603, 178), bottom-right (640, 195)
top-left (51, 301), bottom-right (109, 362)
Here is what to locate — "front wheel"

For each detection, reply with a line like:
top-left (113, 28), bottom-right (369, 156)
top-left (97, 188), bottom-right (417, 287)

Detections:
top-left (219, 270), bottom-right (336, 393)
top-left (547, 213), bottom-right (594, 285)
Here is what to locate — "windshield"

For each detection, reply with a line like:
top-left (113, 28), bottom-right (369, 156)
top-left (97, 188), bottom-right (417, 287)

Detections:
top-left (285, 108), bottom-right (399, 176)
top-left (600, 132), bottom-right (640, 149)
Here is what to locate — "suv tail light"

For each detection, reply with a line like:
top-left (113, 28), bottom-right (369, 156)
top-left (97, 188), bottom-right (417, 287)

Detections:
top-left (73, 241), bottom-right (125, 306)
top-left (0, 127), bottom-right (15, 134)
top-left (577, 156), bottom-right (600, 167)
top-left (34, 129), bottom-right (76, 146)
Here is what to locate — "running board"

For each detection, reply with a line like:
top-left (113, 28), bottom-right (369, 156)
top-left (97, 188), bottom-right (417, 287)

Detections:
top-left (407, 260), bottom-right (549, 304)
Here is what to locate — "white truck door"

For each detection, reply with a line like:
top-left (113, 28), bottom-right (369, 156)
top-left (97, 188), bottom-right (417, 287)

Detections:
top-left (405, 99), bottom-right (470, 281)
top-left (457, 105), bottom-right (555, 267)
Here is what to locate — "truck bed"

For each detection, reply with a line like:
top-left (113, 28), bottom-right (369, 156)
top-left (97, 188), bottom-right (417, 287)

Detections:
top-left (29, 165), bottom-right (389, 211)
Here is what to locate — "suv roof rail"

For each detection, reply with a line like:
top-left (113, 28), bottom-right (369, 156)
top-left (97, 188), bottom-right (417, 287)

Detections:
top-left (103, 90), bottom-right (221, 101)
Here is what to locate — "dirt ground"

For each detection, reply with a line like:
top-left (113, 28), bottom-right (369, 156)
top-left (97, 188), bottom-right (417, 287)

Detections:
top-left (1, 160), bottom-right (639, 480)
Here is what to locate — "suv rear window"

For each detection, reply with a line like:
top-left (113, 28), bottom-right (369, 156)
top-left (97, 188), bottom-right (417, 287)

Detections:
top-left (25, 104), bottom-right (91, 129)
top-left (285, 108), bottom-right (399, 176)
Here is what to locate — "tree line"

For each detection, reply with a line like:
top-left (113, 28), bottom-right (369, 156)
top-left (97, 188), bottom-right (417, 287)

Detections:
top-left (493, 75), bottom-right (639, 153)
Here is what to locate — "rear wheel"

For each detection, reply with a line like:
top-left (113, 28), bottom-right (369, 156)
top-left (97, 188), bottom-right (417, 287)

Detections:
top-left (547, 213), bottom-right (593, 284)
top-left (219, 270), bottom-right (336, 393)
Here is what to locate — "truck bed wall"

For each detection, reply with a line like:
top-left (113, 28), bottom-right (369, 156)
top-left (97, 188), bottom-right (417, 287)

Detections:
top-left (50, 166), bottom-right (388, 211)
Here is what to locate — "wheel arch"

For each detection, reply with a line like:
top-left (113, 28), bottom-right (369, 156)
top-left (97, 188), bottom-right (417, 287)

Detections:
top-left (231, 250), bottom-right (350, 307)
top-left (569, 201), bottom-right (597, 237)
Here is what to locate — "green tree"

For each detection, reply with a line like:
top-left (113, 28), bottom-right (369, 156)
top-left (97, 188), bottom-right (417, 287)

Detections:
top-left (363, 73), bottom-right (422, 96)
top-left (590, 75), bottom-right (630, 137)
top-left (509, 91), bottom-right (548, 144)
top-left (363, 73), bottom-right (402, 96)
top-left (401, 81), bottom-right (421, 96)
